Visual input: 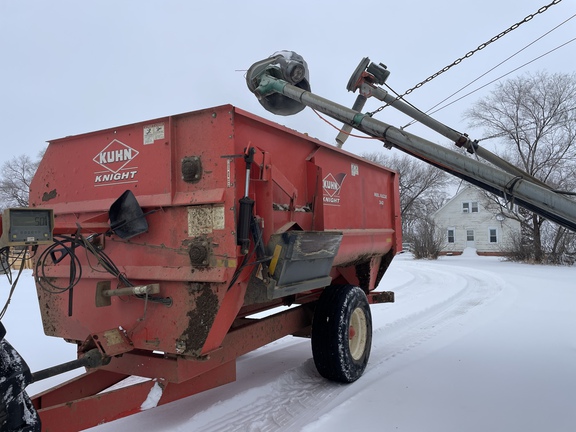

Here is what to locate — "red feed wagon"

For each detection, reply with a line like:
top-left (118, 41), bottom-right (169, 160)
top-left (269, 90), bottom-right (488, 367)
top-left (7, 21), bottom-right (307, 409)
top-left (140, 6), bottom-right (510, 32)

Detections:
top-left (6, 48), bottom-right (576, 432)
top-left (23, 104), bottom-right (399, 430)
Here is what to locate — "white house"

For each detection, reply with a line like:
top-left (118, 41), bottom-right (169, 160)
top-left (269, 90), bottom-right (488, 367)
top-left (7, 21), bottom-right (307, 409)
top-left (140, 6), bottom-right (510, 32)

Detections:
top-left (433, 186), bottom-right (521, 256)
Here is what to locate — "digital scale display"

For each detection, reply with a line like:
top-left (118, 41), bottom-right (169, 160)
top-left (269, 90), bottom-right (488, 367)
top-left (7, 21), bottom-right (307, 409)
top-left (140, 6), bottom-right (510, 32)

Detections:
top-left (0, 208), bottom-right (54, 247)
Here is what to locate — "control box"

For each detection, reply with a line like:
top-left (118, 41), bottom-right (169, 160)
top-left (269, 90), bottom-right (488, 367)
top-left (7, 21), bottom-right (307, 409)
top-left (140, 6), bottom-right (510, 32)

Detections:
top-left (0, 208), bottom-right (54, 247)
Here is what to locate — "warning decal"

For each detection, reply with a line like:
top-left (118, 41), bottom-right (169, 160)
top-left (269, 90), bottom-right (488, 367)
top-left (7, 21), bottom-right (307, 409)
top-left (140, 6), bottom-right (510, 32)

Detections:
top-left (144, 123), bottom-right (165, 145)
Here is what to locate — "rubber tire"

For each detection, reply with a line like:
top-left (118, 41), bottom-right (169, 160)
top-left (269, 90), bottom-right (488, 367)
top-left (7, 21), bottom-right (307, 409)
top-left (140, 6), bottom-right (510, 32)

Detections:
top-left (311, 284), bottom-right (372, 383)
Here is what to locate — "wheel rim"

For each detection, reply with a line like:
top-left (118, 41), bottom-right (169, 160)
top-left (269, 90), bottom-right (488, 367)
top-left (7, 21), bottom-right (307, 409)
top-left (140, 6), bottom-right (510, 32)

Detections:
top-left (349, 307), bottom-right (367, 361)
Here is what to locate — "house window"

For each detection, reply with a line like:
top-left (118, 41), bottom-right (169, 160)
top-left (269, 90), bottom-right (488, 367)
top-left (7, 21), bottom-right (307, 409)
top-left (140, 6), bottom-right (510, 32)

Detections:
top-left (489, 228), bottom-right (498, 243)
top-left (467, 230), bottom-right (475, 241)
top-left (462, 201), bottom-right (479, 213)
top-left (447, 228), bottom-right (455, 243)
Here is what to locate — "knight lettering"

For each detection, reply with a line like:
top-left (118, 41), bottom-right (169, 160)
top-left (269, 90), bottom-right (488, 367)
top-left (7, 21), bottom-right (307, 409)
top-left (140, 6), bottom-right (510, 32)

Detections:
top-left (95, 170), bottom-right (138, 183)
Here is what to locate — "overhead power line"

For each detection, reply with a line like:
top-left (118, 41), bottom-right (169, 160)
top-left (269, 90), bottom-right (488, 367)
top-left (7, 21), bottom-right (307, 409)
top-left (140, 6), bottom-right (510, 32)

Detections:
top-left (423, 12), bottom-right (576, 118)
top-left (427, 37), bottom-right (576, 117)
top-left (368, 0), bottom-right (564, 117)
top-left (399, 36), bottom-right (576, 131)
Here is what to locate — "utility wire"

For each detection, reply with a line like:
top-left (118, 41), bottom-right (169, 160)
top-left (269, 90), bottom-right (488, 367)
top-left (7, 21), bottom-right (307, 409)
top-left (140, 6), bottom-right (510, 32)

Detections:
top-left (400, 29), bottom-right (576, 130)
top-left (420, 12), bottom-right (576, 121)
top-left (0, 249), bottom-right (28, 320)
top-left (425, 37), bottom-right (576, 118)
top-left (368, 0), bottom-right (564, 117)
top-left (317, 33), bottom-right (576, 145)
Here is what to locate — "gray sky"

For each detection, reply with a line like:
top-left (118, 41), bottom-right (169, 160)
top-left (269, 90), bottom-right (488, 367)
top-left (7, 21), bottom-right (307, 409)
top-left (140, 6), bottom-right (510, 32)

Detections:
top-left (1, 0), bottom-right (575, 163)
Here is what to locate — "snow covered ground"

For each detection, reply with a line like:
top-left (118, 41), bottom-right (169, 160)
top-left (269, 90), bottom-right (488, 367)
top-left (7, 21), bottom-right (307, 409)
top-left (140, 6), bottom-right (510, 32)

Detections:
top-left (2, 249), bottom-right (576, 431)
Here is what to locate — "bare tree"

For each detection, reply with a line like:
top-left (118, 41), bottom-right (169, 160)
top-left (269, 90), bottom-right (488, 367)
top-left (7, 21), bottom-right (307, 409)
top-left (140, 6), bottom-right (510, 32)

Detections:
top-left (0, 154), bottom-right (39, 209)
top-left (465, 71), bottom-right (576, 263)
top-left (363, 151), bottom-right (450, 256)
top-left (410, 216), bottom-right (445, 260)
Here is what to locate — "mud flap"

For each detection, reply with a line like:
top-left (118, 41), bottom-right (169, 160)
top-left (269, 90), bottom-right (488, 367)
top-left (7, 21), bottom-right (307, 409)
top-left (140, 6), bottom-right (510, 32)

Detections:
top-left (0, 322), bottom-right (41, 432)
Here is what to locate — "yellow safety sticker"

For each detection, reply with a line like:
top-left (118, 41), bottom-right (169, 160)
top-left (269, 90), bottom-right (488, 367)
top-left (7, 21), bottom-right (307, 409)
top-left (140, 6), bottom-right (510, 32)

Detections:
top-left (268, 245), bottom-right (282, 276)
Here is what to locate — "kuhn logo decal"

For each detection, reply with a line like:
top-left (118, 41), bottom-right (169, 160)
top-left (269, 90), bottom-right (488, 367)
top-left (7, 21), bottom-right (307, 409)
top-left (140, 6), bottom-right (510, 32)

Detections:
top-left (93, 139), bottom-right (139, 186)
top-left (322, 172), bottom-right (346, 205)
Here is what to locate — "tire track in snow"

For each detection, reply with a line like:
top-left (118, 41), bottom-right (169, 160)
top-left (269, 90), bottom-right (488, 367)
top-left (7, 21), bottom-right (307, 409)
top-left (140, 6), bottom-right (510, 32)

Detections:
top-left (187, 261), bottom-right (506, 431)
top-left (370, 260), bottom-right (505, 365)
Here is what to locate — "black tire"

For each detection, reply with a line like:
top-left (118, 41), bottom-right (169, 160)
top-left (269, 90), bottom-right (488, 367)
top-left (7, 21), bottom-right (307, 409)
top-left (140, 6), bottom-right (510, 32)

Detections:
top-left (311, 284), bottom-right (372, 383)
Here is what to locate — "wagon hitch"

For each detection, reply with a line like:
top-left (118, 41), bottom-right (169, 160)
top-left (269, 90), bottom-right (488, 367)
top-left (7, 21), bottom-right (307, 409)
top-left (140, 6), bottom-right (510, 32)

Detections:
top-left (31, 324), bottom-right (136, 382)
top-left (31, 348), bottom-right (106, 382)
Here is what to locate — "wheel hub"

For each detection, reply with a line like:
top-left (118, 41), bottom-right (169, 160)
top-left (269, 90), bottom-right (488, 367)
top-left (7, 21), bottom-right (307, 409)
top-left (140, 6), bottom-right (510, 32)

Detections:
top-left (349, 307), bottom-right (367, 361)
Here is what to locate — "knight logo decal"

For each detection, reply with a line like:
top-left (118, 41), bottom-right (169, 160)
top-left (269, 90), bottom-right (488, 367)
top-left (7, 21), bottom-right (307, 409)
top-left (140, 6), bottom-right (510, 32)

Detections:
top-left (93, 139), bottom-right (139, 187)
top-left (323, 172), bottom-right (346, 206)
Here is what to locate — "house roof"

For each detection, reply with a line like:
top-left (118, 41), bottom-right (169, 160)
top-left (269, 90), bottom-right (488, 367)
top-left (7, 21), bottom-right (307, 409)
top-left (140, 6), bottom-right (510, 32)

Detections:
top-left (432, 185), bottom-right (478, 218)
top-left (434, 185), bottom-right (516, 219)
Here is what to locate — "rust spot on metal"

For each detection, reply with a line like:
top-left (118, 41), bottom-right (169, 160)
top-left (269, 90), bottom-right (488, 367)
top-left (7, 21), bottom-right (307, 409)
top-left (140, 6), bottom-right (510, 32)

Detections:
top-left (355, 249), bottom-right (395, 291)
top-left (179, 284), bottom-right (219, 356)
top-left (42, 189), bottom-right (57, 202)
top-left (39, 285), bottom-right (61, 335)
top-left (355, 258), bottom-right (372, 290)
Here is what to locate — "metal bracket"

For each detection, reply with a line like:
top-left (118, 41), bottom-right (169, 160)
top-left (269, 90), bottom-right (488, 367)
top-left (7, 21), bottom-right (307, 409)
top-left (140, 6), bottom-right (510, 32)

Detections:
top-left (81, 327), bottom-right (134, 357)
top-left (95, 281), bottom-right (161, 307)
top-left (368, 291), bottom-right (395, 304)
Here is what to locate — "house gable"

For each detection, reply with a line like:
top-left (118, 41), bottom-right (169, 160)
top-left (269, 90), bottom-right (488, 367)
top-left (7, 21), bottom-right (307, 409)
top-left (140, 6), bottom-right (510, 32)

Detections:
top-left (433, 186), bottom-right (520, 255)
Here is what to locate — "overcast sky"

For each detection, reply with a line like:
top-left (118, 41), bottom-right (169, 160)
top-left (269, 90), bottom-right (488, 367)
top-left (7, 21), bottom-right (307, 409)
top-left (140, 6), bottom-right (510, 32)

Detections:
top-left (1, 0), bottom-right (574, 164)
